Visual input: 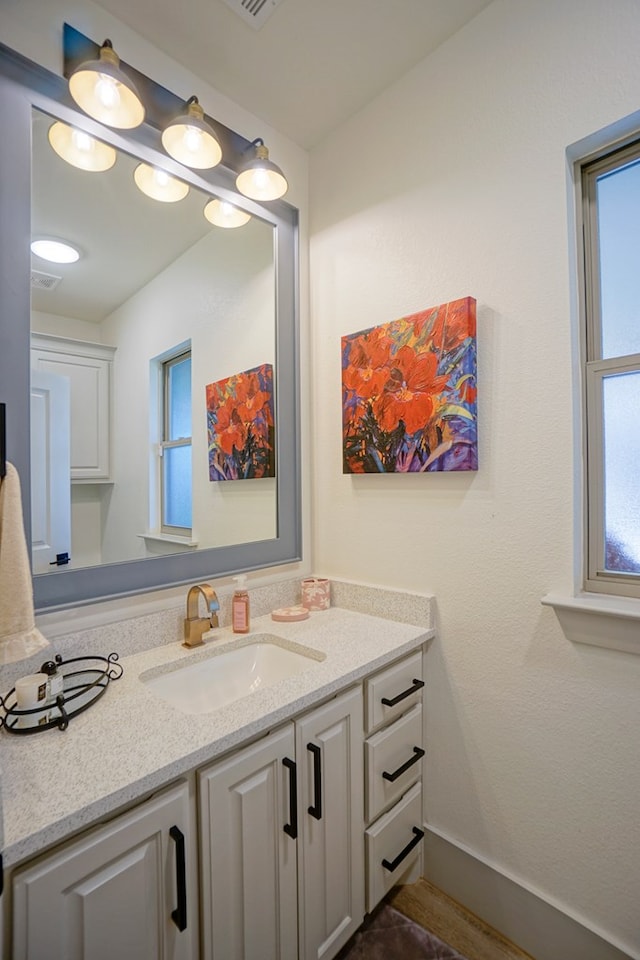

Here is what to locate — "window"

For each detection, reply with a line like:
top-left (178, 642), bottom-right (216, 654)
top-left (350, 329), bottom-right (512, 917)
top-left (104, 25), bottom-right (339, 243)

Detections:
top-left (582, 139), bottom-right (640, 598)
top-left (160, 350), bottom-right (192, 536)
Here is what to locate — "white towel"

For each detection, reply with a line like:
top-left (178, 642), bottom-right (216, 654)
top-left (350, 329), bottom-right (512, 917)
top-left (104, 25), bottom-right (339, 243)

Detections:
top-left (0, 462), bottom-right (49, 664)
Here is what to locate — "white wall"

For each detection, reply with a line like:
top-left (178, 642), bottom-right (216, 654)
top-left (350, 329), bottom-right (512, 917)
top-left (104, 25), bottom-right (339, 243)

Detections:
top-left (310, 0), bottom-right (640, 954)
top-left (101, 219), bottom-right (276, 562)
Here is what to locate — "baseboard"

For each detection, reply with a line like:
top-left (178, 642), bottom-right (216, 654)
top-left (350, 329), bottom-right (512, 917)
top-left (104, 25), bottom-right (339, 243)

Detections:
top-left (422, 824), bottom-right (638, 960)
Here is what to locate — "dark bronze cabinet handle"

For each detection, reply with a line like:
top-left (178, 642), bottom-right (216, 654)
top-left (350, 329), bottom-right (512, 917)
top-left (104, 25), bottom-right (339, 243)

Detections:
top-left (283, 757), bottom-right (298, 839)
top-left (381, 826), bottom-right (424, 872)
top-left (307, 743), bottom-right (322, 820)
top-left (381, 678), bottom-right (424, 707)
top-left (169, 825), bottom-right (188, 931)
top-left (382, 746), bottom-right (425, 783)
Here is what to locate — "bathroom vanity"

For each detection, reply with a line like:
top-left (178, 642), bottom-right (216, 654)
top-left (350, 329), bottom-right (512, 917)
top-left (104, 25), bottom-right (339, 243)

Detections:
top-left (1, 598), bottom-right (432, 960)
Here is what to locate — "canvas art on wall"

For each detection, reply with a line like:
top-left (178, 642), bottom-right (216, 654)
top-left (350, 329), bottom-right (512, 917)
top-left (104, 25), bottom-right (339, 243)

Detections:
top-left (341, 297), bottom-right (477, 473)
top-left (206, 363), bottom-right (275, 480)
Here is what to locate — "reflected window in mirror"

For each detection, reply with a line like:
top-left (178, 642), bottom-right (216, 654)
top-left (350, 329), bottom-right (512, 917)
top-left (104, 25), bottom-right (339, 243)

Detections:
top-left (161, 347), bottom-right (192, 537)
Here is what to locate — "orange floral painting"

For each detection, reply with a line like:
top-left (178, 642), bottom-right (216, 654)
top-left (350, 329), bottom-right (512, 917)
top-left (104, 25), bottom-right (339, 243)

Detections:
top-left (206, 363), bottom-right (275, 480)
top-left (341, 298), bottom-right (477, 473)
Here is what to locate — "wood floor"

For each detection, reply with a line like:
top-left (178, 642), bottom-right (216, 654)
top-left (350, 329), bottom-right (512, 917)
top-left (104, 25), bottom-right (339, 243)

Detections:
top-left (389, 878), bottom-right (535, 960)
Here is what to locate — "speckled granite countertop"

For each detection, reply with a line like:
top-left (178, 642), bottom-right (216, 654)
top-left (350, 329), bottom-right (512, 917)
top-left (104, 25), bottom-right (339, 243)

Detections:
top-left (1, 605), bottom-right (432, 869)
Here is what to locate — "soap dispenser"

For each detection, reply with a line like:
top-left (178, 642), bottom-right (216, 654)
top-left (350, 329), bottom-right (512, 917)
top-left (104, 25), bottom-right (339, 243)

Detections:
top-left (232, 575), bottom-right (250, 634)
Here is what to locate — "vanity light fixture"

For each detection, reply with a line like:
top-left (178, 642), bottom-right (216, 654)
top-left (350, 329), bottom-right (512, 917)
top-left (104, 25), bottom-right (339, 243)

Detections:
top-left (31, 238), bottom-right (81, 264)
top-left (161, 96), bottom-right (222, 170)
top-left (68, 39), bottom-right (145, 129)
top-left (235, 138), bottom-right (288, 201)
top-left (62, 28), bottom-right (290, 202)
top-left (203, 198), bottom-right (251, 228)
top-left (47, 120), bottom-right (117, 172)
top-left (134, 163), bottom-right (190, 203)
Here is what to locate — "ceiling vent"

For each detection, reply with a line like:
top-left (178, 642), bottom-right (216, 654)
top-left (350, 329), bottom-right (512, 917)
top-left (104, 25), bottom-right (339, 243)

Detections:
top-left (221, 0), bottom-right (285, 30)
top-left (31, 269), bottom-right (62, 291)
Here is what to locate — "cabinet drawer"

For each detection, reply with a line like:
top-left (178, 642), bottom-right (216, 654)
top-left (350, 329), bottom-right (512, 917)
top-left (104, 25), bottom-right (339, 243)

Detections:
top-left (365, 703), bottom-right (423, 823)
top-left (365, 781), bottom-right (423, 913)
top-left (364, 651), bottom-right (424, 734)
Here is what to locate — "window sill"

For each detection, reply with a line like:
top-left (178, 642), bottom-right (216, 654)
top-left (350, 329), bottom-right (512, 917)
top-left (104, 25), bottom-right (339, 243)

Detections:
top-left (541, 592), bottom-right (640, 655)
top-left (138, 532), bottom-right (199, 549)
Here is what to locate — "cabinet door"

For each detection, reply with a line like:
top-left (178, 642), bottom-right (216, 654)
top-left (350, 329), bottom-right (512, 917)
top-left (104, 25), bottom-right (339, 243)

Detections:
top-left (198, 725), bottom-right (298, 960)
top-left (31, 342), bottom-right (113, 481)
top-left (296, 686), bottom-right (365, 960)
top-left (12, 780), bottom-right (197, 960)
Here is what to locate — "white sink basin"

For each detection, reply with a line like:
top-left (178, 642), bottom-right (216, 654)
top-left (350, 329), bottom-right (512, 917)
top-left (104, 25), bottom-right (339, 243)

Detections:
top-left (141, 635), bottom-right (323, 715)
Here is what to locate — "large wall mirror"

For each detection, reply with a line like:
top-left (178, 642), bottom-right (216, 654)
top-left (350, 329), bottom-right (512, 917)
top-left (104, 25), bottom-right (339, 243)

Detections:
top-left (0, 41), bottom-right (301, 610)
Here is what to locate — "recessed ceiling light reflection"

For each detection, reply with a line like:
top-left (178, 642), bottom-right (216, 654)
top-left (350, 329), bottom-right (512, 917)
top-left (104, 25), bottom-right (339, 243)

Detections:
top-left (133, 163), bottom-right (190, 202)
top-left (48, 121), bottom-right (116, 172)
top-left (204, 198), bottom-right (251, 228)
top-left (31, 239), bottom-right (81, 264)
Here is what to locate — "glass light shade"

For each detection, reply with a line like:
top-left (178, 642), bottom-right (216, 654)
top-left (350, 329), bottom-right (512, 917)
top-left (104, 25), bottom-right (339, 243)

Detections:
top-left (47, 121), bottom-right (116, 172)
top-left (204, 198), bottom-right (251, 228)
top-left (161, 99), bottom-right (222, 169)
top-left (68, 41), bottom-right (145, 129)
top-left (31, 239), bottom-right (80, 264)
top-left (134, 163), bottom-right (190, 203)
top-left (235, 143), bottom-right (288, 201)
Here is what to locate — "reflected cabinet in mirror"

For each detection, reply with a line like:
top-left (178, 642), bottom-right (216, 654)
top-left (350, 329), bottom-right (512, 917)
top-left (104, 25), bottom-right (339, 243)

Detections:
top-left (0, 41), bottom-right (301, 609)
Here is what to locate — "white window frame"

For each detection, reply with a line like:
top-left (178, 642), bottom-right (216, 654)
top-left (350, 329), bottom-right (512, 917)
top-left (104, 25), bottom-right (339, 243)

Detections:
top-left (160, 348), bottom-right (192, 538)
top-left (580, 138), bottom-right (640, 600)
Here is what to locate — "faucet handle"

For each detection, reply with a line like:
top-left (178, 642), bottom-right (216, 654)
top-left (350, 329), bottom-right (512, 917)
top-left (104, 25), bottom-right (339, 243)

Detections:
top-left (183, 583), bottom-right (219, 647)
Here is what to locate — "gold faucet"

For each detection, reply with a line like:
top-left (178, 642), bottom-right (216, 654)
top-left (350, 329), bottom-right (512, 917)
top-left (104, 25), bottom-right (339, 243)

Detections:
top-left (183, 583), bottom-right (220, 648)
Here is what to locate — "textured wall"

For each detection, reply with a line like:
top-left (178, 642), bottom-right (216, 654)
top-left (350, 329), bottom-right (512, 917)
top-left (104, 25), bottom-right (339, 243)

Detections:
top-left (310, 0), bottom-right (640, 953)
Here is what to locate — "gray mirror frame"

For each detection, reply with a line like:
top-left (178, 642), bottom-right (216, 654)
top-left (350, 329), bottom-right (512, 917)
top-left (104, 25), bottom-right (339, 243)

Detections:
top-left (0, 42), bottom-right (301, 610)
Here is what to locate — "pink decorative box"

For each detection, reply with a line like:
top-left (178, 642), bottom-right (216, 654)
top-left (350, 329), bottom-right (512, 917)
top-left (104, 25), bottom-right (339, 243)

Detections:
top-left (301, 577), bottom-right (331, 611)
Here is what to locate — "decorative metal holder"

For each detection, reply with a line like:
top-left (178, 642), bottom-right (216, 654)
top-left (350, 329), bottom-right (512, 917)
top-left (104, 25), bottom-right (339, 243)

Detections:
top-left (0, 653), bottom-right (123, 734)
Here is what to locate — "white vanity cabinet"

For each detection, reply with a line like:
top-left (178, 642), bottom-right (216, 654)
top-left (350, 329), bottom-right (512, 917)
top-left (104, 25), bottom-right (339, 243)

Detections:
top-left (30, 334), bottom-right (115, 483)
top-left (11, 780), bottom-right (198, 960)
top-left (198, 685), bottom-right (364, 960)
top-left (363, 650), bottom-right (426, 912)
top-left (7, 641), bottom-right (429, 960)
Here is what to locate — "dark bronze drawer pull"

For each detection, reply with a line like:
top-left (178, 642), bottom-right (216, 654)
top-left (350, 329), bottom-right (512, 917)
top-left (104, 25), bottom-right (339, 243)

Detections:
top-left (307, 743), bottom-right (322, 820)
top-left (381, 678), bottom-right (424, 707)
top-left (282, 757), bottom-right (298, 839)
top-left (169, 825), bottom-right (188, 932)
top-left (381, 826), bottom-right (424, 872)
top-left (382, 746), bottom-right (425, 783)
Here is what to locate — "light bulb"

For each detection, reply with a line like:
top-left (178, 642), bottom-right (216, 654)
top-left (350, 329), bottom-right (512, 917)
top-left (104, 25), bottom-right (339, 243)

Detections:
top-left (252, 170), bottom-right (270, 190)
top-left (48, 121), bottom-right (116, 172)
top-left (204, 198), bottom-right (251, 228)
top-left (161, 98), bottom-right (222, 169)
top-left (68, 41), bottom-right (144, 129)
top-left (235, 141), bottom-right (288, 201)
top-left (183, 126), bottom-right (203, 154)
top-left (95, 73), bottom-right (121, 110)
top-left (71, 129), bottom-right (94, 153)
top-left (133, 163), bottom-right (189, 202)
